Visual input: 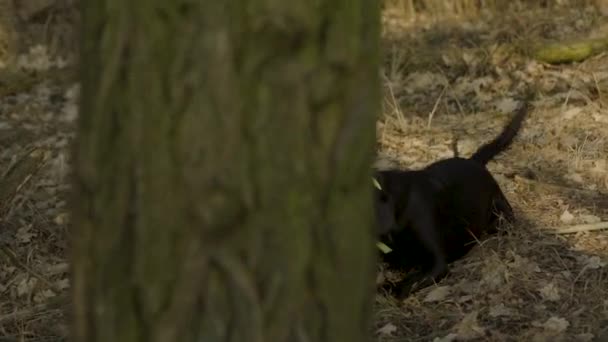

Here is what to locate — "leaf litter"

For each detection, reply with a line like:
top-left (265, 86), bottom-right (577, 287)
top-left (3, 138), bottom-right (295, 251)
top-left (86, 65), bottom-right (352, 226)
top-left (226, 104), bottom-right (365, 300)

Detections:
top-left (0, 35), bottom-right (75, 340)
top-left (375, 3), bottom-right (608, 342)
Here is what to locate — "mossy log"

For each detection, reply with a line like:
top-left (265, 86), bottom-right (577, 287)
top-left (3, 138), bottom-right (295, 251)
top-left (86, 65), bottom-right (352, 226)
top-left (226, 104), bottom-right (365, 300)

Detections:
top-left (534, 38), bottom-right (608, 64)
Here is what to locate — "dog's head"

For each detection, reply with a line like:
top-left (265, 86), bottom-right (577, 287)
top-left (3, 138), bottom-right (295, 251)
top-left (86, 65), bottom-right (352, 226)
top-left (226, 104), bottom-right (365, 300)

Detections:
top-left (373, 172), bottom-right (398, 235)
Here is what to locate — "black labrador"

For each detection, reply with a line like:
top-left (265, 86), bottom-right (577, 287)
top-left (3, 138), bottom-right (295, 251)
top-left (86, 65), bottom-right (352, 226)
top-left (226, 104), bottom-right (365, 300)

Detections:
top-left (374, 100), bottom-right (530, 298)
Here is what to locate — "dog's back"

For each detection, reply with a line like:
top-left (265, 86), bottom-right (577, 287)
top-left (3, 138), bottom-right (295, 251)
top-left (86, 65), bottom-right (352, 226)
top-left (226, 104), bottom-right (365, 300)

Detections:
top-left (374, 99), bottom-right (531, 296)
top-left (425, 158), bottom-right (514, 244)
top-left (423, 100), bottom-right (531, 228)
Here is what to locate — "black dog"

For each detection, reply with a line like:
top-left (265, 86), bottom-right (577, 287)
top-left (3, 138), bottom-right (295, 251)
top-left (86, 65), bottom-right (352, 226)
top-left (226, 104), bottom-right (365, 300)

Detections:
top-left (374, 100), bottom-right (530, 297)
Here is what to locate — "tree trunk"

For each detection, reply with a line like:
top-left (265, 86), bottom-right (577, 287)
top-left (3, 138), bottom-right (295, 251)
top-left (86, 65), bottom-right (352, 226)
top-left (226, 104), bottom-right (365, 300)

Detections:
top-left (0, 0), bottom-right (17, 67)
top-left (72, 0), bottom-right (380, 341)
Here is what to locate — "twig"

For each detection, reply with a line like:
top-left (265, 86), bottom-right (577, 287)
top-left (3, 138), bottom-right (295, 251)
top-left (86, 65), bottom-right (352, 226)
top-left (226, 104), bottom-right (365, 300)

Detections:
top-left (513, 174), bottom-right (607, 197)
top-left (427, 85), bottom-right (446, 128)
top-left (451, 133), bottom-right (459, 157)
top-left (0, 148), bottom-right (48, 219)
top-left (382, 72), bottom-right (407, 131)
top-left (547, 221), bottom-right (608, 234)
top-left (592, 71), bottom-right (603, 106)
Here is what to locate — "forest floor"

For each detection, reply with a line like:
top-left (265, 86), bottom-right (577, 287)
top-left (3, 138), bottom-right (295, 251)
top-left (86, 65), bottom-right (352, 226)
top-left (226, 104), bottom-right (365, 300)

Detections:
top-left (374, 5), bottom-right (608, 342)
top-left (0, 46), bottom-right (75, 340)
top-left (0, 4), bottom-right (607, 342)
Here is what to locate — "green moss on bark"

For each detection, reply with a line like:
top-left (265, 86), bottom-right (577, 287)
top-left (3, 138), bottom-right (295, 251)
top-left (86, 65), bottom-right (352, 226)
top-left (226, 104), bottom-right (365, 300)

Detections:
top-left (73, 1), bottom-right (380, 341)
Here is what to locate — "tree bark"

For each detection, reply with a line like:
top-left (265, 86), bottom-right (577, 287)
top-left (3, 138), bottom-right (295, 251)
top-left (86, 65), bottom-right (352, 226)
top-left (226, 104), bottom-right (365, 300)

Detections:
top-left (72, 1), bottom-right (380, 341)
top-left (0, 0), bottom-right (17, 67)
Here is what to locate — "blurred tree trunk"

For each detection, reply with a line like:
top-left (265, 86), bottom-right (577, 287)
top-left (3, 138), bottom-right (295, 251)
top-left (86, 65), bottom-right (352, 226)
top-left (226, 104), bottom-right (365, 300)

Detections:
top-left (0, 0), bottom-right (16, 67)
top-left (72, 0), bottom-right (380, 341)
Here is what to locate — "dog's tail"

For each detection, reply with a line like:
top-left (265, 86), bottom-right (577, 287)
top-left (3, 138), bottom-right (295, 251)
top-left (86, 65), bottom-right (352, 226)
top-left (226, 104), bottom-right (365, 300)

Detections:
top-left (470, 98), bottom-right (531, 165)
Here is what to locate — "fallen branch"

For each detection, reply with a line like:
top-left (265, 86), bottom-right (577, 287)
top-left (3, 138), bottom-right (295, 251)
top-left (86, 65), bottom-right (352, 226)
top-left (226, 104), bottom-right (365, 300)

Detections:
top-left (534, 38), bottom-right (608, 64)
top-left (547, 221), bottom-right (608, 234)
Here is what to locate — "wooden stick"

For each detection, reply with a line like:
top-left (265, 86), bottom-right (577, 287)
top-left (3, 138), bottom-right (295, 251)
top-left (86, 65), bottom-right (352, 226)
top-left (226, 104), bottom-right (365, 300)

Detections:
top-left (547, 221), bottom-right (608, 234)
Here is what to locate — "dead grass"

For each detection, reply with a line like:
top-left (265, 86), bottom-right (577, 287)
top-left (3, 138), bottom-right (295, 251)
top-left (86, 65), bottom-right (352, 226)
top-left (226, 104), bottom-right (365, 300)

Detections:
top-left (375, 3), bottom-right (608, 341)
top-left (0, 45), bottom-right (75, 341)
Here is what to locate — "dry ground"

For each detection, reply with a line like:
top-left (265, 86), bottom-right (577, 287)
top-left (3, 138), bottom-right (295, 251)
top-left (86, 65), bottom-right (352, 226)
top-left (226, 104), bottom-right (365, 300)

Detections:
top-left (375, 4), bottom-right (608, 342)
top-left (0, 46), bottom-right (74, 340)
top-left (0, 3), bottom-right (607, 342)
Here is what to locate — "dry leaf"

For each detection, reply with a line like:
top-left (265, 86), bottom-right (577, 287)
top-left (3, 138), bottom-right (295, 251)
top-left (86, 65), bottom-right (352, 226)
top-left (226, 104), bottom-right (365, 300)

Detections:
top-left (542, 316), bottom-right (569, 334)
top-left (565, 172), bottom-right (584, 184)
top-left (424, 285), bottom-right (451, 302)
top-left (404, 72), bottom-right (448, 94)
top-left (508, 254), bottom-right (541, 273)
top-left (34, 289), bottom-right (56, 303)
top-left (579, 214), bottom-right (601, 224)
top-left (16, 224), bottom-right (36, 243)
top-left (458, 295), bottom-right (474, 303)
top-left (54, 212), bottom-right (70, 225)
top-left (489, 304), bottom-right (515, 317)
top-left (17, 277), bottom-right (37, 297)
top-left (562, 107), bottom-right (582, 119)
top-left (481, 259), bottom-right (508, 289)
top-left (580, 255), bottom-right (606, 269)
top-left (46, 262), bottom-right (69, 276)
top-left (377, 323), bottom-right (397, 336)
top-left (454, 311), bottom-right (485, 340)
top-left (575, 333), bottom-right (595, 341)
top-left (591, 112), bottom-right (608, 123)
top-left (560, 210), bottom-right (574, 224)
top-left (539, 283), bottom-right (560, 301)
top-left (433, 333), bottom-right (458, 342)
top-left (590, 160), bottom-right (607, 174)
top-left (494, 97), bottom-right (519, 114)
top-left (56, 278), bottom-right (70, 290)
